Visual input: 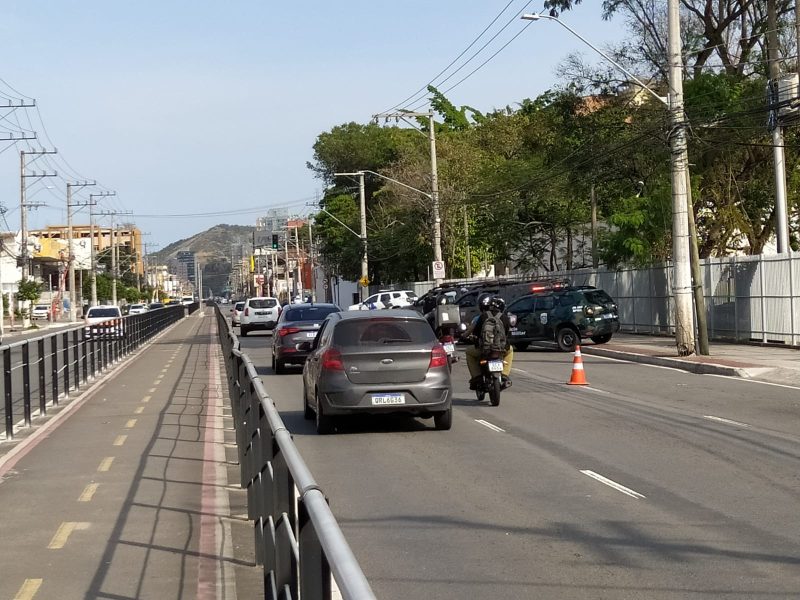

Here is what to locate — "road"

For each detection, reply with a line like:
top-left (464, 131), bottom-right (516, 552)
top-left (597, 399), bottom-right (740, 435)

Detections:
top-left (237, 326), bottom-right (800, 599)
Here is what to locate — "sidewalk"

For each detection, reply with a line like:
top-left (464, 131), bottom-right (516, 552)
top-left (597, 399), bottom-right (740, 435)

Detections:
top-left (581, 333), bottom-right (800, 386)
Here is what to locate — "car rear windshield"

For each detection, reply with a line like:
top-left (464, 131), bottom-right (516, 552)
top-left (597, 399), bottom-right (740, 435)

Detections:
top-left (333, 318), bottom-right (435, 346)
top-left (583, 290), bottom-right (615, 305)
top-left (130, 305), bottom-right (144, 309)
top-left (235, 302), bottom-right (245, 310)
top-left (87, 308), bottom-right (120, 318)
top-left (249, 298), bottom-right (277, 309)
top-left (284, 306), bottom-right (339, 322)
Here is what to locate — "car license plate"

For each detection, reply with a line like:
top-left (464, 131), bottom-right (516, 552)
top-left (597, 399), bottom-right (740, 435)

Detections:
top-left (305, 332), bottom-right (317, 338)
top-left (488, 360), bottom-right (504, 372)
top-left (256, 311), bottom-right (268, 315)
top-left (601, 313), bottom-right (615, 319)
top-left (371, 393), bottom-right (405, 405)
top-left (443, 342), bottom-right (455, 353)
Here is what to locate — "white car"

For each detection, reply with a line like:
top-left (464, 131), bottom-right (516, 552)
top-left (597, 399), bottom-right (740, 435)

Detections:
top-left (84, 305), bottom-right (124, 338)
top-left (231, 301), bottom-right (245, 326)
top-left (128, 303), bottom-right (148, 315)
top-left (31, 304), bottom-right (51, 320)
top-left (239, 297), bottom-right (280, 336)
top-left (181, 296), bottom-right (195, 306)
top-left (348, 290), bottom-right (417, 311)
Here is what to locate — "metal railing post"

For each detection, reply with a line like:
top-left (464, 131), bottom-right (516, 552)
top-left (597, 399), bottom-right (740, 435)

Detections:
top-left (22, 342), bottom-right (31, 427)
top-left (38, 338), bottom-right (46, 416)
top-left (81, 329), bottom-right (88, 383)
top-left (4, 346), bottom-right (13, 439)
top-left (51, 334), bottom-right (59, 405)
top-left (62, 331), bottom-right (70, 397)
top-left (72, 329), bottom-right (80, 388)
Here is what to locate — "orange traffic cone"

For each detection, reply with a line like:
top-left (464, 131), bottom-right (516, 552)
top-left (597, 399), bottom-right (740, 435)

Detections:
top-left (567, 344), bottom-right (588, 385)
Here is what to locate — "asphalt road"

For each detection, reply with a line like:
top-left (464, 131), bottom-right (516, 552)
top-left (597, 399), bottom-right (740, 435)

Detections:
top-left (237, 326), bottom-right (800, 599)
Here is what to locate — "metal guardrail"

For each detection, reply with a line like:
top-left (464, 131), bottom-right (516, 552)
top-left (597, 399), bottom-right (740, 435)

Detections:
top-left (214, 305), bottom-right (375, 600)
top-left (1, 305), bottom-right (187, 440)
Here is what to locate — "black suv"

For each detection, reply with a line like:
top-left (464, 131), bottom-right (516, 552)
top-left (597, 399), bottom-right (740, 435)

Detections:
top-left (506, 287), bottom-right (619, 352)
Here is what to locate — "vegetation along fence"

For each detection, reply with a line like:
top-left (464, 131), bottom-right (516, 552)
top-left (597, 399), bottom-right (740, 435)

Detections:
top-left (215, 305), bottom-right (375, 600)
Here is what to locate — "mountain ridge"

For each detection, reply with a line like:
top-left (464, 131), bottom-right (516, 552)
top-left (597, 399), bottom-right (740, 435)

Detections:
top-left (153, 224), bottom-right (255, 264)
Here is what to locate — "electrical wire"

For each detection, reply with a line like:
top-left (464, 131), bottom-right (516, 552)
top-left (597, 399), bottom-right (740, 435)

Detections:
top-left (380, 0), bottom-right (521, 113)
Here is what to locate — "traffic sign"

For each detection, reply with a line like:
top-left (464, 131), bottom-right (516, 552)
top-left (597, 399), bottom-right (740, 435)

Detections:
top-left (359, 275), bottom-right (370, 287)
top-left (432, 260), bottom-right (446, 279)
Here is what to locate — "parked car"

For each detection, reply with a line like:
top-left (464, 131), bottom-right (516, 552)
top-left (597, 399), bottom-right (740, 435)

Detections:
top-left (128, 303), bottom-right (148, 315)
top-left (506, 286), bottom-right (620, 352)
top-left (31, 304), bottom-right (50, 320)
top-left (239, 296), bottom-right (280, 336)
top-left (271, 303), bottom-right (341, 374)
top-left (148, 302), bottom-right (165, 310)
top-left (348, 290), bottom-right (417, 311)
top-left (84, 305), bottom-right (124, 339)
top-left (230, 301), bottom-right (245, 326)
top-left (300, 310), bottom-right (453, 434)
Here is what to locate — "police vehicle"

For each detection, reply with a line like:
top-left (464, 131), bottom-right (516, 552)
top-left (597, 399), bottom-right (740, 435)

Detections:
top-left (505, 285), bottom-right (619, 352)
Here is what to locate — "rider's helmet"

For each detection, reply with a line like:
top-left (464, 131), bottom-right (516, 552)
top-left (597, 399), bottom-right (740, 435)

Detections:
top-left (478, 293), bottom-right (492, 312)
top-left (489, 296), bottom-right (506, 314)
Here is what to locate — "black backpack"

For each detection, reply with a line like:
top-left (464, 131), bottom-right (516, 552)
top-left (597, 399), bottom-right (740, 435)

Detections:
top-left (480, 313), bottom-right (507, 354)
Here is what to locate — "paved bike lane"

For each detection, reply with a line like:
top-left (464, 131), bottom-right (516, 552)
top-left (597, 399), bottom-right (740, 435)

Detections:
top-left (0, 309), bottom-right (260, 599)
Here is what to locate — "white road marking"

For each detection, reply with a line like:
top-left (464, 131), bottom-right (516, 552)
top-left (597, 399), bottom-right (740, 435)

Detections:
top-left (474, 419), bottom-right (506, 433)
top-left (703, 415), bottom-right (750, 428)
top-left (134, 406), bottom-right (144, 415)
top-left (704, 373), bottom-right (800, 391)
top-left (113, 435), bottom-right (127, 446)
top-left (125, 419), bottom-right (137, 429)
top-left (97, 457), bottom-right (114, 472)
top-left (577, 386), bottom-right (611, 395)
top-left (141, 395), bottom-right (151, 403)
top-left (580, 470), bottom-right (646, 499)
top-left (148, 388), bottom-right (156, 393)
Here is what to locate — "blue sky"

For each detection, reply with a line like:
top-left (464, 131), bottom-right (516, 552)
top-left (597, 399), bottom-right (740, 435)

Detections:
top-left (0, 1), bottom-right (626, 251)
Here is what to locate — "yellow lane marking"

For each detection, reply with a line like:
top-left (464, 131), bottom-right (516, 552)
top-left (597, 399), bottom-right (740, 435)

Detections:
top-left (78, 483), bottom-right (99, 502)
top-left (113, 435), bottom-right (127, 446)
top-left (125, 419), bottom-right (137, 429)
top-left (97, 457), bottom-right (114, 472)
top-left (134, 406), bottom-right (144, 414)
top-left (47, 522), bottom-right (89, 549)
top-left (148, 387), bottom-right (156, 393)
top-left (160, 368), bottom-right (168, 374)
top-left (142, 395), bottom-right (151, 403)
top-left (13, 578), bottom-right (42, 600)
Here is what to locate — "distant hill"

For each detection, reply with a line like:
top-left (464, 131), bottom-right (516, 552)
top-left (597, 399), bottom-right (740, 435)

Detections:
top-left (153, 224), bottom-right (255, 264)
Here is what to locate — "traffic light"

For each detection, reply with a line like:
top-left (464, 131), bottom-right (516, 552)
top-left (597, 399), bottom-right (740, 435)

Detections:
top-left (271, 234), bottom-right (279, 249)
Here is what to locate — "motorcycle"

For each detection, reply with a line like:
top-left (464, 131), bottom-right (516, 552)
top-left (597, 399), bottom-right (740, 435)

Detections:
top-left (436, 325), bottom-right (459, 370)
top-left (475, 351), bottom-right (505, 406)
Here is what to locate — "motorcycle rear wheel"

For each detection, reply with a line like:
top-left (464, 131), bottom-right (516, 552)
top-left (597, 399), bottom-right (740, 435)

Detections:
top-left (489, 377), bottom-right (501, 406)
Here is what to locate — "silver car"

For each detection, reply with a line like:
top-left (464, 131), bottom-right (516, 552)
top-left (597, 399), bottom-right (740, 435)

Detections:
top-left (300, 310), bottom-right (453, 434)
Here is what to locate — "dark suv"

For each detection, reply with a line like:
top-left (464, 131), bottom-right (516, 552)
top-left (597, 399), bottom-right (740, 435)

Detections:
top-left (506, 287), bottom-right (619, 352)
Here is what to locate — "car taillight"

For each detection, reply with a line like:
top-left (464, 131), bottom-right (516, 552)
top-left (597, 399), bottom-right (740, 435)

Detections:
top-left (279, 326), bottom-right (300, 337)
top-left (321, 348), bottom-right (344, 371)
top-left (429, 344), bottom-right (448, 369)
top-left (244, 308), bottom-right (249, 316)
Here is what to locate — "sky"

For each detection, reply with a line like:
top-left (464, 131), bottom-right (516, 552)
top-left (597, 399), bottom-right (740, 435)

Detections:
top-left (0, 1), bottom-right (628, 253)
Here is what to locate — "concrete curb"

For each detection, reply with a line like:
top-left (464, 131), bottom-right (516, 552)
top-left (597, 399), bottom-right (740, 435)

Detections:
top-left (581, 346), bottom-right (752, 378)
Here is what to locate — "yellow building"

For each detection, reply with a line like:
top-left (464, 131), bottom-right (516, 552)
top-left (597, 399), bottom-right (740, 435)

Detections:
top-left (30, 224), bottom-right (144, 275)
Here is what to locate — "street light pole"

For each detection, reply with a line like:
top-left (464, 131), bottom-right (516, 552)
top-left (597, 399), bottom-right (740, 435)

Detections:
top-left (333, 171), bottom-right (369, 302)
top-left (522, 10), bottom-right (697, 356)
top-left (88, 191), bottom-right (116, 307)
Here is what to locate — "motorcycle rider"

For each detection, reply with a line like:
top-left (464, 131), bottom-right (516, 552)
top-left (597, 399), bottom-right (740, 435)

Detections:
top-left (465, 294), bottom-right (514, 390)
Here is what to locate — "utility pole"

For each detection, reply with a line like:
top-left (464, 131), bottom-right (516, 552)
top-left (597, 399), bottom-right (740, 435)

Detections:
top-left (373, 110), bottom-right (444, 284)
top-left (463, 204), bottom-right (472, 279)
top-left (667, 0), bottom-right (696, 356)
top-left (88, 192), bottom-right (116, 306)
top-left (333, 171), bottom-right (369, 302)
top-left (767, 0), bottom-right (790, 254)
top-left (66, 180), bottom-right (95, 321)
top-left (20, 149), bottom-right (58, 280)
top-left (308, 218), bottom-right (316, 302)
top-left (590, 184), bottom-right (598, 269)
